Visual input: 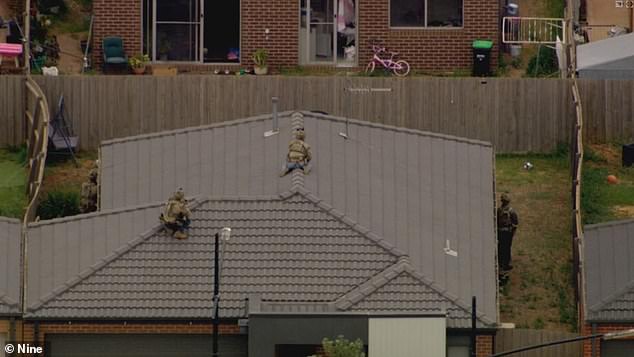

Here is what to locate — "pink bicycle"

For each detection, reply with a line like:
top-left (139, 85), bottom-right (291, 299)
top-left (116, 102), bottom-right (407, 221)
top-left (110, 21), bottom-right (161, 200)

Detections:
top-left (365, 45), bottom-right (410, 77)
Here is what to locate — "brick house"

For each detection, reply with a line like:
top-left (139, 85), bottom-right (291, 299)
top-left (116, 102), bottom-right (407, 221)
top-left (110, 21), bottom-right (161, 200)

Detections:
top-left (8, 112), bottom-right (499, 356)
top-left (92, 0), bottom-right (499, 71)
top-left (582, 219), bottom-right (634, 357)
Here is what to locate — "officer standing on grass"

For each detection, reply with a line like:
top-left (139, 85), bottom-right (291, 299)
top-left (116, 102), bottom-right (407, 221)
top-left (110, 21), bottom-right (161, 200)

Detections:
top-left (498, 193), bottom-right (519, 284)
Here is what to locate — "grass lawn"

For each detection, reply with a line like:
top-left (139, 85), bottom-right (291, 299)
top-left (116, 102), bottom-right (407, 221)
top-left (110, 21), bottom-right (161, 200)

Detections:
top-left (582, 144), bottom-right (634, 225)
top-left (41, 151), bottom-right (98, 198)
top-left (496, 151), bottom-right (577, 331)
top-left (0, 148), bottom-right (27, 219)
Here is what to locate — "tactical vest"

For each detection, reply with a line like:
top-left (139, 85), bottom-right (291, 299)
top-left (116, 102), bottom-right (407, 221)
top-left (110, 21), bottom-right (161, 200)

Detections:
top-left (288, 140), bottom-right (307, 161)
top-left (498, 207), bottom-right (514, 230)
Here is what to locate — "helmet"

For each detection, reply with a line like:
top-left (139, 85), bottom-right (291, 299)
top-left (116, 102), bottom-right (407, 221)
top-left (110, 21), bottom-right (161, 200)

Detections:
top-left (294, 127), bottom-right (305, 140)
top-left (89, 168), bottom-right (98, 181)
top-left (501, 193), bottom-right (510, 204)
top-left (173, 188), bottom-right (185, 201)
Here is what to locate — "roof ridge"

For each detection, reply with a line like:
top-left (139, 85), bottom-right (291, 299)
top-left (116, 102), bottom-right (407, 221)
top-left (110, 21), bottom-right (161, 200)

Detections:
top-left (334, 259), bottom-right (410, 310)
top-left (402, 264), bottom-right (495, 326)
top-left (101, 111), bottom-right (296, 147)
top-left (585, 218), bottom-right (634, 232)
top-left (27, 198), bottom-right (209, 313)
top-left (0, 216), bottom-right (21, 224)
top-left (334, 259), bottom-right (494, 326)
top-left (588, 278), bottom-right (634, 313)
top-left (0, 293), bottom-right (19, 308)
top-left (299, 111), bottom-right (492, 148)
top-left (27, 200), bottom-right (167, 227)
top-left (292, 187), bottom-right (406, 258)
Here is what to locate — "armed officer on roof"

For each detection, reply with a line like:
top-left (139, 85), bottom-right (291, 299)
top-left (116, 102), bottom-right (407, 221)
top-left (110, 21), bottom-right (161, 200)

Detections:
top-left (280, 127), bottom-right (312, 176)
top-left (498, 193), bottom-right (519, 283)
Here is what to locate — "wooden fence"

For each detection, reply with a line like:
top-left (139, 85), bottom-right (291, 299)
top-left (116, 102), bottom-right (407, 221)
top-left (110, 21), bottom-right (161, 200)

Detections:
top-left (1, 76), bottom-right (634, 152)
top-left (496, 328), bottom-right (583, 357)
top-left (0, 76), bottom-right (25, 148)
top-left (23, 77), bottom-right (50, 223)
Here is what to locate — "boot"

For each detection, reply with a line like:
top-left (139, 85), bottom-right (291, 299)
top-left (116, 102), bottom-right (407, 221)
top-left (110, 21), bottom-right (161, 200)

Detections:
top-left (173, 230), bottom-right (188, 239)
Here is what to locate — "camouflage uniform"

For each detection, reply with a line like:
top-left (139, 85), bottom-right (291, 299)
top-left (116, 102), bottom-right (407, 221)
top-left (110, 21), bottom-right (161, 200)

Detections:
top-left (280, 127), bottom-right (312, 177)
top-left (497, 193), bottom-right (519, 275)
top-left (80, 169), bottom-right (99, 213)
top-left (159, 189), bottom-right (192, 239)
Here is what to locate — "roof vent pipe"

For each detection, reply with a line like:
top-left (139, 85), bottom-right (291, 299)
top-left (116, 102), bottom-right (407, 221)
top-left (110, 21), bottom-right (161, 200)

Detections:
top-left (264, 97), bottom-right (280, 137)
top-left (339, 119), bottom-right (350, 139)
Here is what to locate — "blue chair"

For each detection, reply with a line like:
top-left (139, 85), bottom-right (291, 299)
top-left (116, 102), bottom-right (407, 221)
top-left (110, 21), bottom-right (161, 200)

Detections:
top-left (102, 37), bottom-right (128, 73)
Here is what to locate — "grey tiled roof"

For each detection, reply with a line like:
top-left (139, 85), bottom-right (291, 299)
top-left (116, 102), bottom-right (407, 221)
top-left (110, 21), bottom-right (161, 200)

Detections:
top-left (26, 202), bottom-right (166, 310)
top-left (97, 111), bottom-right (497, 325)
top-left (26, 188), bottom-right (492, 327)
top-left (584, 219), bottom-right (634, 322)
top-left (0, 217), bottom-right (21, 315)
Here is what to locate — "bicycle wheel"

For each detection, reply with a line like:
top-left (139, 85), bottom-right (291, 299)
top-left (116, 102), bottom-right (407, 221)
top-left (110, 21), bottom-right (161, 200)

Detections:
top-left (365, 61), bottom-right (376, 75)
top-left (393, 60), bottom-right (410, 77)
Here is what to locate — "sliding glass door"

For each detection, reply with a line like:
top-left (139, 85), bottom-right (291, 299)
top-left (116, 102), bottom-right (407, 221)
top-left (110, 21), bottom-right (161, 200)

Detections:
top-left (299, 0), bottom-right (357, 66)
top-left (153, 0), bottom-right (202, 62)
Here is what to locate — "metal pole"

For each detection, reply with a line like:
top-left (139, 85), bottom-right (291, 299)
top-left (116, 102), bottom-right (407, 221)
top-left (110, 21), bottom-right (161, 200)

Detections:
top-left (470, 296), bottom-right (477, 357)
top-left (24, 0), bottom-right (31, 74)
top-left (212, 233), bottom-right (220, 357)
top-left (272, 97), bottom-right (279, 131)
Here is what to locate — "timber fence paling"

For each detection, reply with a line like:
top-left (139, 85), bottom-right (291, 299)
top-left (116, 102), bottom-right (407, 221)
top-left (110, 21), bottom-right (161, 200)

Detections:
top-left (0, 76), bottom-right (26, 147)
top-left (495, 329), bottom-right (583, 357)
top-left (2, 76), bottom-right (634, 152)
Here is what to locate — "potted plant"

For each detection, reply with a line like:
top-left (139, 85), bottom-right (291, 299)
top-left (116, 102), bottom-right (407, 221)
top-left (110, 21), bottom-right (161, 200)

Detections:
top-left (253, 49), bottom-right (268, 75)
top-left (158, 35), bottom-right (171, 61)
top-left (129, 54), bottom-right (150, 75)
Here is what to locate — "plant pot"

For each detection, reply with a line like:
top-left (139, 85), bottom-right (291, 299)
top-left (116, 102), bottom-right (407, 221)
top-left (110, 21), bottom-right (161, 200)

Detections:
top-left (254, 66), bottom-right (268, 75)
top-left (132, 66), bottom-right (146, 75)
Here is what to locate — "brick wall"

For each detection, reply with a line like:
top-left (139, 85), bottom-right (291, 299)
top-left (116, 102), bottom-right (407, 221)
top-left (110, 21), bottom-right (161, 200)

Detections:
top-left (241, 0), bottom-right (299, 67)
top-left (358, 0), bottom-right (499, 71)
top-left (477, 334), bottom-right (494, 357)
top-left (582, 323), bottom-right (634, 357)
top-left (0, 320), bottom-right (8, 334)
top-left (92, 0), bottom-right (142, 70)
top-left (93, 0), bottom-right (497, 72)
top-left (22, 321), bottom-right (240, 345)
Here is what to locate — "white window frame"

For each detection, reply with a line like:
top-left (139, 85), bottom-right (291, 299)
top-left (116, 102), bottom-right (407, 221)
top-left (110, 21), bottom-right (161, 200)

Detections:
top-left (388, 0), bottom-right (464, 29)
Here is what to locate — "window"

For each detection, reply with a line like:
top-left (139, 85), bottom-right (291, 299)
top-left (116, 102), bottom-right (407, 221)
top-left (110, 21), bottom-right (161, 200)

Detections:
top-left (390, 0), bottom-right (462, 27)
top-left (447, 335), bottom-right (470, 357)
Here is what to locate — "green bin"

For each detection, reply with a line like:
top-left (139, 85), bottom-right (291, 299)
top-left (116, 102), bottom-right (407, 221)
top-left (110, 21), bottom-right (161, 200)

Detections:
top-left (472, 40), bottom-right (493, 76)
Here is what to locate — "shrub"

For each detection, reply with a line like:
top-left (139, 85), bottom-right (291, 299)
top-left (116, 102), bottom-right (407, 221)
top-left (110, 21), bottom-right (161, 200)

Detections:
top-left (37, 190), bottom-right (80, 220)
top-left (526, 47), bottom-right (559, 77)
top-left (37, 0), bottom-right (69, 17)
top-left (322, 336), bottom-right (365, 357)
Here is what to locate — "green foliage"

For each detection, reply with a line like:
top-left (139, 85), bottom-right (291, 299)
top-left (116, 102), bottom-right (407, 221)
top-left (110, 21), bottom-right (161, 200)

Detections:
top-left (37, 190), bottom-right (80, 220)
top-left (581, 167), bottom-right (612, 224)
top-left (532, 317), bottom-right (545, 329)
top-left (7, 145), bottom-right (27, 166)
top-left (322, 336), bottom-right (365, 357)
top-left (37, 0), bottom-right (69, 17)
top-left (253, 49), bottom-right (269, 67)
top-left (583, 147), bottom-right (607, 163)
top-left (0, 149), bottom-right (27, 219)
top-left (511, 57), bottom-right (522, 69)
top-left (526, 47), bottom-right (559, 78)
top-left (546, 0), bottom-right (565, 17)
top-left (129, 54), bottom-right (150, 68)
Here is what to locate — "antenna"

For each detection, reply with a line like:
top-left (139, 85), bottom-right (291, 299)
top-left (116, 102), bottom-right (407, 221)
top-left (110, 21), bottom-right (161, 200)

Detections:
top-left (264, 97), bottom-right (280, 137)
